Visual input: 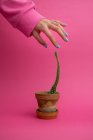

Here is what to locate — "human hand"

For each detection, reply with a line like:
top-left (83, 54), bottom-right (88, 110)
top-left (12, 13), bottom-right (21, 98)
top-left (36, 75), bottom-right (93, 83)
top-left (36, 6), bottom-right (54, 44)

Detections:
top-left (32, 18), bottom-right (69, 48)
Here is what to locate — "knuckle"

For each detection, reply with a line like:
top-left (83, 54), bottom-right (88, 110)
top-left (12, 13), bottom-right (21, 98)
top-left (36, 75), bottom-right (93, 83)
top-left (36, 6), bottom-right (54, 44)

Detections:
top-left (57, 23), bottom-right (60, 26)
top-left (38, 22), bottom-right (45, 29)
top-left (48, 23), bottom-right (52, 28)
top-left (56, 27), bottom-right (60, 31)
top-left (41, 26), bottom-right (47, 32)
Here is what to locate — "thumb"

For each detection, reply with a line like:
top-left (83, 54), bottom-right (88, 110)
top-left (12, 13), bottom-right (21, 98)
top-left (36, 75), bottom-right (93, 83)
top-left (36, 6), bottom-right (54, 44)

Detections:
top-left (32, 30), bottom-right (48, 48)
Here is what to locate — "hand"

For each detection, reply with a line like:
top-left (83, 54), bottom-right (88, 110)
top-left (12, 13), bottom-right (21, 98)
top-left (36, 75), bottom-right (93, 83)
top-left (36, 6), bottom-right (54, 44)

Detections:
top-left (32, 18), bottom-right (69, 48)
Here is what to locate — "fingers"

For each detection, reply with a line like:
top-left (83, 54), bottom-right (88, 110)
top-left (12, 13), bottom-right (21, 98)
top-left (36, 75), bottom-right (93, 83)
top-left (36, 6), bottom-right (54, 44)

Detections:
top-left (32, 30), bottom-right (48, 48)
top-left (60, 25), bottom-right (68, 36)
top-left (51, 20), bottom-right (68, 27)
top-left (49, 24), bottom-right (69, 42)
top-left (32, 19), bottom-right (69, 48)
top-left (42, 26), bottom-right (61, 48)
top-left (51, 22), bottom-right (68, 36)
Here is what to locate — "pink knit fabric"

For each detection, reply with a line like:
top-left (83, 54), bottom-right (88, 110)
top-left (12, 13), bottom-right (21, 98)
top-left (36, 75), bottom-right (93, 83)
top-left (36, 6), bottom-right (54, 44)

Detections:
top-left (0, 0), bottom-right (45, 36)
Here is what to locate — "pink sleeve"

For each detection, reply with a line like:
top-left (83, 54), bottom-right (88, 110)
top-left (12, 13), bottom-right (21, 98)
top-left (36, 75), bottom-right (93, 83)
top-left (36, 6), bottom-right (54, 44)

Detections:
top-left (0, 0), bottom-right (46, 37)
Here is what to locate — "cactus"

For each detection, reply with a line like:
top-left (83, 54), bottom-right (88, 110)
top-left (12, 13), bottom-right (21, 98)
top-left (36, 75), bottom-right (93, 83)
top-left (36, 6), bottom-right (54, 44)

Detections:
top-left (48, 51), bottom-right (60, 94)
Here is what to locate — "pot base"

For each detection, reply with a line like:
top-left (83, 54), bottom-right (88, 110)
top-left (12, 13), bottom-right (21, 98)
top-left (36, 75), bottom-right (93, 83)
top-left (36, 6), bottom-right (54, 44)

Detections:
top-left (36, 109), bottom-right (58, 119)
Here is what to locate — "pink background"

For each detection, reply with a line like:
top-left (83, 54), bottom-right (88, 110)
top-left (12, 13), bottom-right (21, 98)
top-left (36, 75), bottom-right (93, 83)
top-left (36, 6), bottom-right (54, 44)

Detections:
top-left (0, 0), bottom-right (93, 139)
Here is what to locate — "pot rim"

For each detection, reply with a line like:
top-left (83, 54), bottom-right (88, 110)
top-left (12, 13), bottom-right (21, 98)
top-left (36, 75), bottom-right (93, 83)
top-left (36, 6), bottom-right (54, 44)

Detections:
top-left (35, 91), bottom-right (60, 100)
top-left (35, 91), bottom-right (60, 94)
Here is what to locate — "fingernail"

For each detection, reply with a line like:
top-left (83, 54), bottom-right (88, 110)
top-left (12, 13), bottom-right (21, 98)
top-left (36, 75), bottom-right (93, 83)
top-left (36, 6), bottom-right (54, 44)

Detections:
top-left (56, 44), bottom-right (61, 48)
top-left (65, 37), bottom-right (69, 42)
top-left (65, 32), bottom-right (68, 36)
top-left (44, 44), bottom-right (48, 48)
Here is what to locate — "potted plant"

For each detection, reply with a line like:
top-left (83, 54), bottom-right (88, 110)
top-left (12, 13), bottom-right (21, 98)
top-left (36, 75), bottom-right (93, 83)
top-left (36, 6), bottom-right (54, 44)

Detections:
top-left (35, 51), bottom-right (60, 119)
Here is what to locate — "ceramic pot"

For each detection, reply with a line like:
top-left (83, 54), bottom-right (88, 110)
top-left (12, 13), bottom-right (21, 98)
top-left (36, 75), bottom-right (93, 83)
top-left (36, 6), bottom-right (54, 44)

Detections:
top-left (35, 91), bottom-right (60, 119)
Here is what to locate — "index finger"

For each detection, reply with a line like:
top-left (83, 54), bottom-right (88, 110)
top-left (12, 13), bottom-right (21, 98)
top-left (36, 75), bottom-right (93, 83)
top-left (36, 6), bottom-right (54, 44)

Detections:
top-left (43, 26), bottom-right (61, 48)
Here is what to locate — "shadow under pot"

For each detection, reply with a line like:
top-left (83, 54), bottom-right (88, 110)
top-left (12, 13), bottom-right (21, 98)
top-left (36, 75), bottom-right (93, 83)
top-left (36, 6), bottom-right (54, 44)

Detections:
top-left (35, 91), bottom-right (60, 119)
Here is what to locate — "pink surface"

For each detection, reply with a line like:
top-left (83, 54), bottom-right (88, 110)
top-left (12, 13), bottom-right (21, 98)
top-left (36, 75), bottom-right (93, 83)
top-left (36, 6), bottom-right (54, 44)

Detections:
top-left (0, 0), bottom-right (93, 140)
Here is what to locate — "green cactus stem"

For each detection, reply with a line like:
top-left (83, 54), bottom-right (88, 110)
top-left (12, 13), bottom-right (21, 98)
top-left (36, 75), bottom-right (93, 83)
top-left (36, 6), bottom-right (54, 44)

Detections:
top-left (48, 51), bottom-right (60, 94)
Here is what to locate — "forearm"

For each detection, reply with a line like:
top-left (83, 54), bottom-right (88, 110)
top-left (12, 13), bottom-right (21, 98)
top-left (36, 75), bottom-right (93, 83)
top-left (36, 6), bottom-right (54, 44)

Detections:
top-left (0, 0), bottom-right (45, 36)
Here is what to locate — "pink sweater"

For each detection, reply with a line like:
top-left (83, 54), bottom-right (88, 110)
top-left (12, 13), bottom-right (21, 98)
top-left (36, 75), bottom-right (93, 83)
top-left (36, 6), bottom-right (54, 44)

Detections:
top-left (0, 0), bottom-right (45, 36)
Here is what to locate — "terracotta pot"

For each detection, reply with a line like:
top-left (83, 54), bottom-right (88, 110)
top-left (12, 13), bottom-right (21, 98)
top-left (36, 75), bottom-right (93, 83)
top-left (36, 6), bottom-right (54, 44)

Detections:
top-left (35, 91), bottom-right (60, 119)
